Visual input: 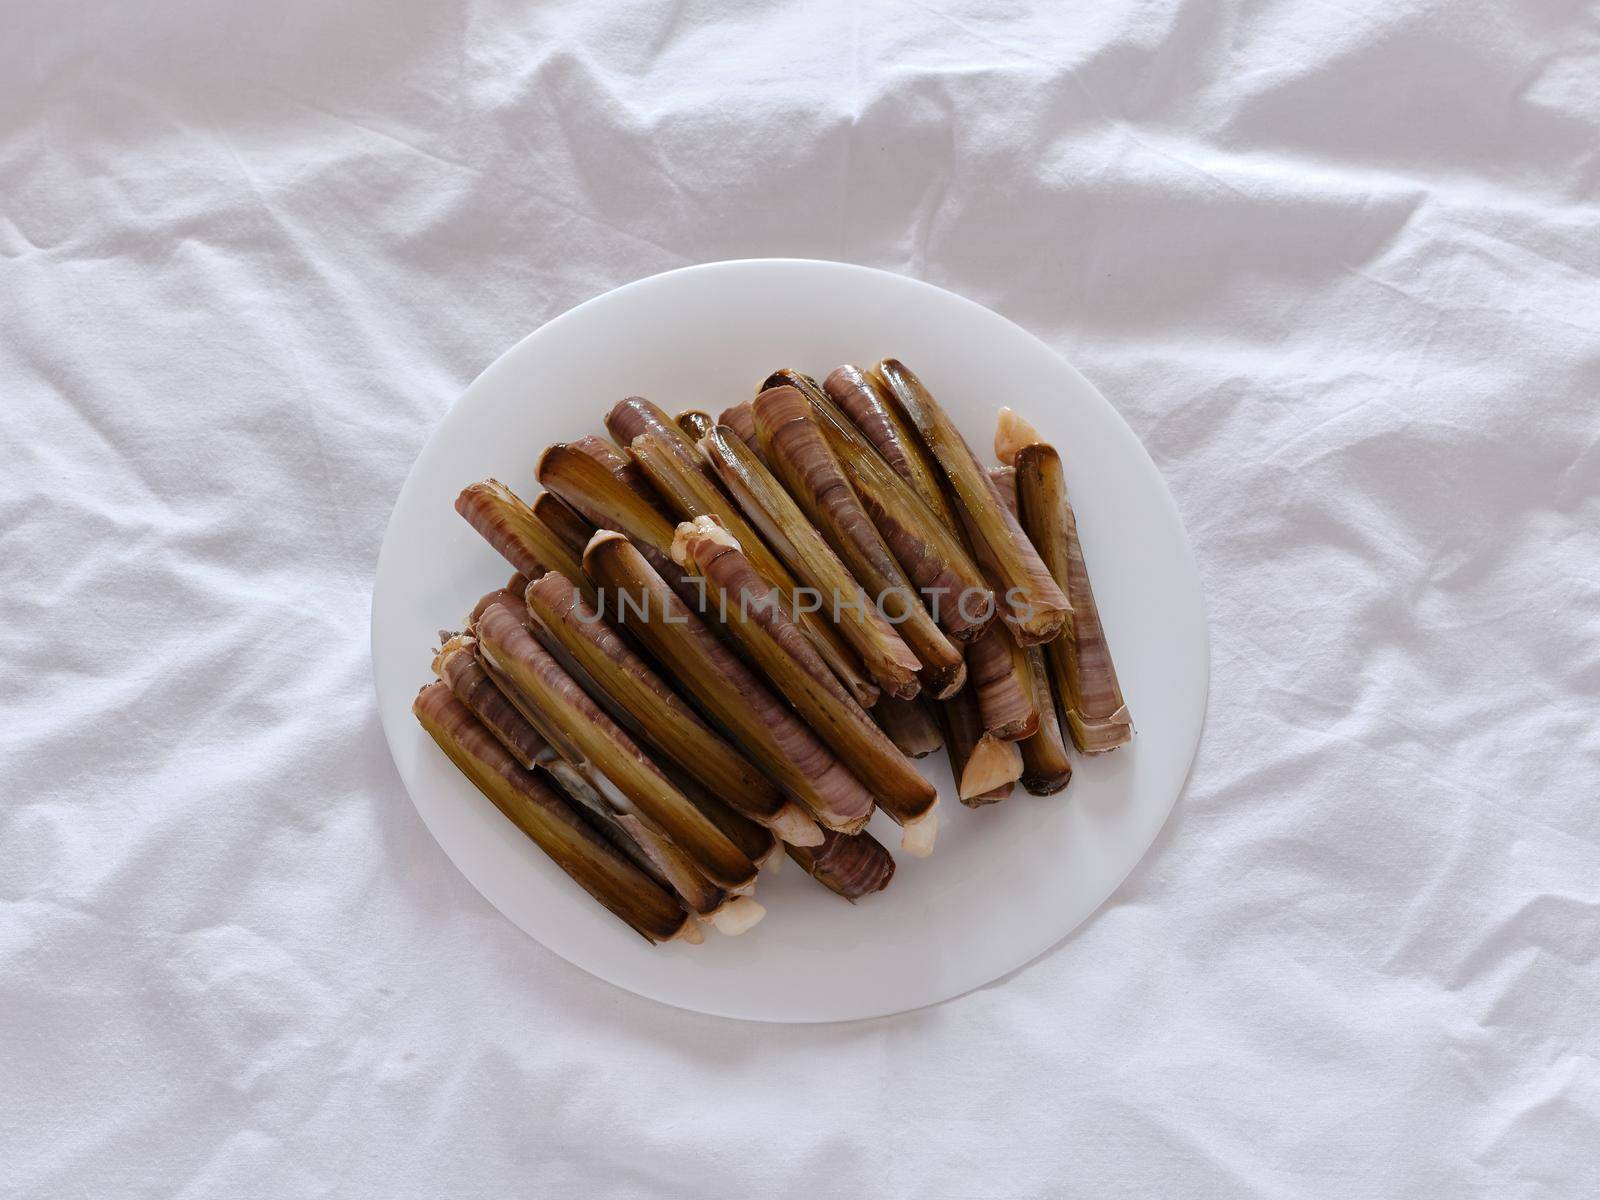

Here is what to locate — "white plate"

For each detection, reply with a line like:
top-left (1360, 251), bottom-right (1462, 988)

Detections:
top-left (372, 259), bottom-right (1208, 1023)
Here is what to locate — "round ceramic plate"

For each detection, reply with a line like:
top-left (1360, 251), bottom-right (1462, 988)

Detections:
top-left (372, 259), bottom-right (1208, 1023)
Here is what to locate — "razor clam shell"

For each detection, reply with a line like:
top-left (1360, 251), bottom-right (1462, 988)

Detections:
top-left (522, 570), bottom-right (802, 834)
top-left (432, 634), bottom-right (548, 769)
top-left (413, 682), bottom-right (691, 943)
top-left (753, 385), bottom-right (965, 699)
top-left (456, 479), bottom-right (589, 592)
top-left (674, 517), bottom-right (937, 828)
top-left (785, 827), bottom-right (896, 902)
top-left (876, 358), bottom-right (1071, 644)
top-left (1015, 442), bottom-right (1134, 754)
top-left (700, 425), bottom-right (923, 701)
top-left (583, 530), bottom-right (878, 834)
top-left (628, 427), bottom-right (881, 711)
top-left (475, 597), bottom-right (759, 892)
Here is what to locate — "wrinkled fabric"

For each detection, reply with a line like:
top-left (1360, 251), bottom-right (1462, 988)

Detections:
top-left (2, 1), bottom-right (1597, 1196)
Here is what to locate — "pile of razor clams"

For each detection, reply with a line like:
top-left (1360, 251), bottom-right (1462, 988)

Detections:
top-left (415, 361), bottom-right (1131, 944)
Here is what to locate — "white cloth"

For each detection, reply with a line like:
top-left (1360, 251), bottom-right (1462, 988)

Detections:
top-left (4, 2), bottom-right (1596, 1196)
